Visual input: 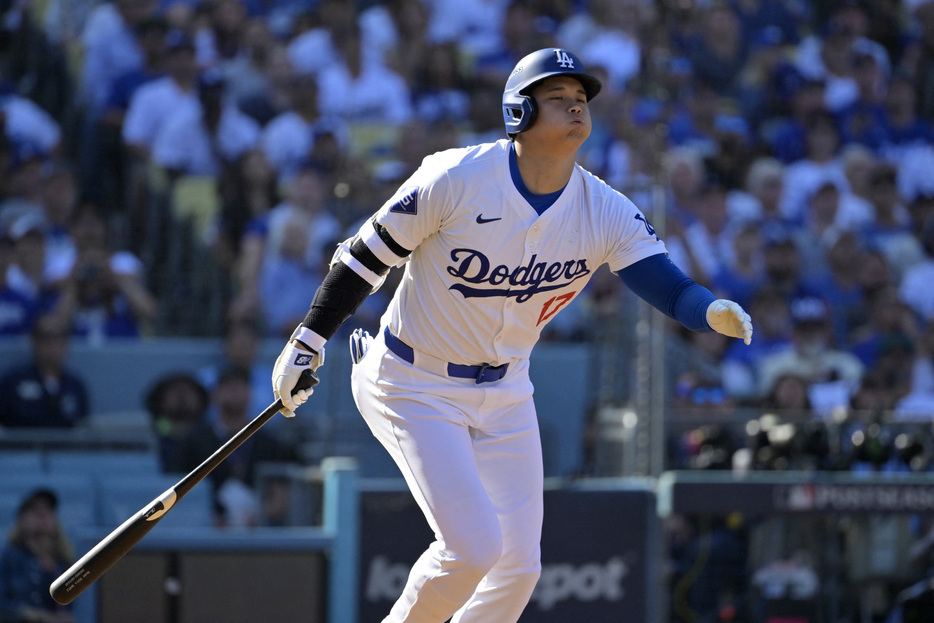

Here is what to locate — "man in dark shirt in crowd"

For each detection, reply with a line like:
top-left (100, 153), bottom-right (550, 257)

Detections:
top-left (165, 366), bottom-right (299, 527)
top-left (0, 313), bottom-right (89, 428)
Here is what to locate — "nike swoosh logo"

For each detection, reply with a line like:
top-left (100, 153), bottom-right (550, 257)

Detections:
top-left (476, 215), bottom-right (502, 224)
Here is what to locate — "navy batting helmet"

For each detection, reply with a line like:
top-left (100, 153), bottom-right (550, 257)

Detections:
top-left (502, 48), bottom-right (602, 138)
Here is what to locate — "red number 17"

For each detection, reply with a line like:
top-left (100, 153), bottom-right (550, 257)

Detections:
top-left (536, 291), bottom-right (576, 326)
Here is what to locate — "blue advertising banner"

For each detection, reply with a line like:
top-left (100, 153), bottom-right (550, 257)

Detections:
top-left (358, 482), bottom-right (657, 622)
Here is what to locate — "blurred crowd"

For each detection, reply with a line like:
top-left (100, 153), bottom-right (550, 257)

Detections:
top-left (1, 0), bottom-right (934, 427)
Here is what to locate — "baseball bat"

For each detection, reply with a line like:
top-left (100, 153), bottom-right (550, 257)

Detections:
top-left (49, 369), bottom-right (319, 605)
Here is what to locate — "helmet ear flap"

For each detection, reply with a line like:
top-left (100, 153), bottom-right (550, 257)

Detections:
top-left (504, 94), bottom-right (538, 138)
top-left (523, 95), bottom-right (537, 133)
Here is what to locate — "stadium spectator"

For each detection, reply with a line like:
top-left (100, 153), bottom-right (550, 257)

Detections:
top-left (198, 316), bottom-right (271, 421)
top-left (425, 0), bottom-right (510, 59)
top-left (761, 372), bottom-right (813, 414)
top-left (837, 143), bottom-right (878, 224)
top-left (474, 1), bottom-right (557, 79)
top-left (559, 0), bottom-right (641, 94)
top-left (860, 162), bottom-right (926, 279)
top-left (0, 88), bottom-right (62, 162)
top-left (314, 22), bottom-right (413, 125)
top-left (757, 296), bottom-right (864, 413)
top-left (793, 1), bottom-right (889, 113)
top-left (166, 366), bottom-right (300, 527)
top-left (780, 110), bottom-right (849, 222)
top-left (899, 216), bottom-right (934, 323)
top-left (0, 313), bottom-right (89, 428)
top-left (78, 0), bottom-right (155, 114)
top-left (682, 2), bottom-right (749, 99)
top-left (194, 0), bottom-right (250, 69)
top-left (145, 371), bottom-right (209, 470)
top-left (411, 42), bottom-right (472, 124)
top-left (359, 0), bottom-right (431, 85)
top-left (229, 166), bottom-right (340, 325)
top-left (33, 163), bottom-right (79, 285)
top-left (764, 76), bottom-right (828, 164)
top-left (726, 157), bottom-right (796, 239)
top-left (121, 29), bottom-right (200, 161)
top-left (215, 148), bottom-right (278, 272)
top-left (0, 488), bottom-right (75, 623)
top-left (793, 181), bottom-right (848, 275)
top-left (720, 287), bottom-right (793, 400)
top-left (836, 49), bottom-right (889, 151)
top-left (258, 209), bottom-right (328, 338)
top-left (682, 177), bottom-right (735, 285)
top-left (86, 14), bottom-right (170, 212)
top-left (47, 203), bottom-right (157, 341)
top-left (214, 16), bottom-right (282, 124)
top-left (286, 0), bottom-right (355, 77)
top-left (665, 79), bottom-right (725, 159)
top-left (151, 70), bottom-right (261, 179)
top-left (4, 212), bottom-right (60, 316)
top-left (881, 72), bottom-right (934, 162)
top-left (99, 15), bottom-right (170, 127)
top-left (710, 221), bottom-right (766, 310)
top-left (260, 72), bottom-right (348, 184)
top-left (0, 220), bottom-right (35, 336)
top-left (903, 0), bottom-right (934, 120)
top-left (459, 70), bottom-right (510, 146)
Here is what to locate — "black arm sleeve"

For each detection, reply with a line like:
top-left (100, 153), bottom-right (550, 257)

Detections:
top-left (301, 263), bottom-right (375, 341)
top-left (300, 217), bottom-right (411, 342)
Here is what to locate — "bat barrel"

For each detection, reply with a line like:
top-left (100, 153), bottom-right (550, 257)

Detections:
top-left (50, 507), bottom-right (163, 604)
top-left (50, 370), bottom-right (319, 604)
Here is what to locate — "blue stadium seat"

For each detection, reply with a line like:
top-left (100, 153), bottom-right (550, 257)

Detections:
top-left (0, 473), bottom-right (98, 532)
top-left (0, 450), bottom-right (46, 474)
top-left (46, 450), bottom-right (161, 476)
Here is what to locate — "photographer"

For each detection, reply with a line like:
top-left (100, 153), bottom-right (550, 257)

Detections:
top-left (48, 203), bottom-right (156, 341)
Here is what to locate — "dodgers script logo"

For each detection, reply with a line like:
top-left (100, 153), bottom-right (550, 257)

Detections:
top-left (446, 249), bottom-right (590, 303)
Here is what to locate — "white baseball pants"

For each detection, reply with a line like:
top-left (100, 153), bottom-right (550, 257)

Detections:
top-left (350, 329), bottom-right (543, 622)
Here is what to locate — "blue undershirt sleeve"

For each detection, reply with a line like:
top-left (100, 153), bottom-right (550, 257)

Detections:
top-left (617, 253), bottom-right (716, 332)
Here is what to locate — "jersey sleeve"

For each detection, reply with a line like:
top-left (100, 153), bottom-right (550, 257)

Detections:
top-left (370, 154), bottom-right (453, 252)
top-left (602, 192), bottom-right (668, 274)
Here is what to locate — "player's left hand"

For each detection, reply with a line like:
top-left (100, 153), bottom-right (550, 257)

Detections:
top-left (706, 299), bottom-right (753, 345)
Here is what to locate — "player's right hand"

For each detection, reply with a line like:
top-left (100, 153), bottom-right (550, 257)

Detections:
top-left (272, 334), bottom-right (325, 417)
top-left (349, 328), bottom-right (372, 364)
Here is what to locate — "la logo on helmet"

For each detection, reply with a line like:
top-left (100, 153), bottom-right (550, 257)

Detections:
top-left (554, 50), bottom-right (575, 68)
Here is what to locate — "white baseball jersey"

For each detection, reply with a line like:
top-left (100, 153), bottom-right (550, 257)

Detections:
top-left (355, 139), bottom-right (667, 366)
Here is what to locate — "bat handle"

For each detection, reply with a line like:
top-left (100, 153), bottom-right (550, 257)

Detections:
top-left (295, 368), bottom-right (320, 393)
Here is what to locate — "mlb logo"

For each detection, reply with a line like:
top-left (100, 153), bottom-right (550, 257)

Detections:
top-left (389, 187), bottom-right (418, 215)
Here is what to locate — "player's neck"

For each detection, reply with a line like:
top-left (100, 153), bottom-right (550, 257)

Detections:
top-left (512, 142), bottom-right (576, 194)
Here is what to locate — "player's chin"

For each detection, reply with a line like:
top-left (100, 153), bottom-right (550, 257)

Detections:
top-left (566, 125), bottom-right (590, 143)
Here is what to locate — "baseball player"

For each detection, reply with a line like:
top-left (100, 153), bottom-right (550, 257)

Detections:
top-left (272, 48), bottom-right (753, 622)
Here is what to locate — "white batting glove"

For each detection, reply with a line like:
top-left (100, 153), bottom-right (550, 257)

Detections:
top-left (706, 299), bottom-right (753, 345)
top-left (272, 327), bottom-right (325, 417)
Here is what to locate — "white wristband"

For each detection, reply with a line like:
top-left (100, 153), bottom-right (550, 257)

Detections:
top-left (293, 325), bottom-right (327, 352)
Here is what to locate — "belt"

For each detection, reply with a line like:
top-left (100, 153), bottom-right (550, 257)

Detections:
top-left (383, 327), bottom-right (509, 384)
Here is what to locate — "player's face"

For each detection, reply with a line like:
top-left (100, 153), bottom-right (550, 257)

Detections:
top-left (526, 76), bottom-right (592, 147)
